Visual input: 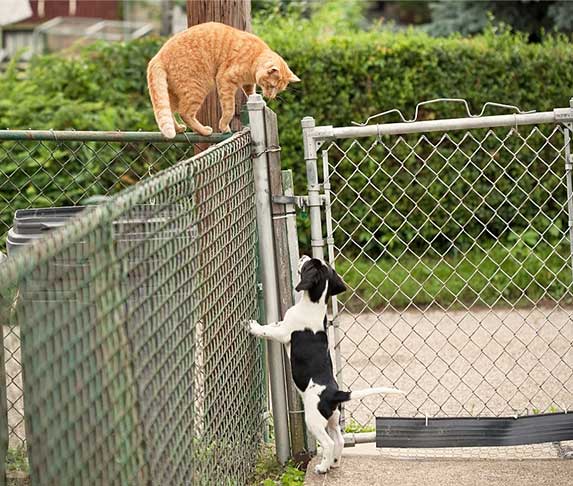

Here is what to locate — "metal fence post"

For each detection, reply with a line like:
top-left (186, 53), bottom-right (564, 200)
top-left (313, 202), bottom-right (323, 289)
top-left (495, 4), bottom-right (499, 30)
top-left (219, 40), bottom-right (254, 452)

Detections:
top-left (301, 117), bottom-right (322, 454)
top-left (264, 108), bottom-right (306, 461)
top-left (302, 117), bottom-right (325, 261)
top-left (247, 94), bottom-right (290, 463)
top-left (564, 125), bottom-right (573, 277)
top-left (0, 323), bottom-right (6, 486)
top-left (281, 170), bottom-right (302, 306)
top-left (278, 170), bottom-right (308, 460)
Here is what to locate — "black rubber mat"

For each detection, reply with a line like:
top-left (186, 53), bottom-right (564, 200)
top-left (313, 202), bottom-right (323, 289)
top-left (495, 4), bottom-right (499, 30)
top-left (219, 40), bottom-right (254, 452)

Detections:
top-left (376, 413), bottom-right (573, 448)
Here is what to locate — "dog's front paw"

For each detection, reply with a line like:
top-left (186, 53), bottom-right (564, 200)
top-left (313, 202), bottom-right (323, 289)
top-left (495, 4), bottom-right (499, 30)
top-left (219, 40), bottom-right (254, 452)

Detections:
top-left (314, 463), bottom-right (329, 475)
top-left (249, 320), bottom-right (264, 336)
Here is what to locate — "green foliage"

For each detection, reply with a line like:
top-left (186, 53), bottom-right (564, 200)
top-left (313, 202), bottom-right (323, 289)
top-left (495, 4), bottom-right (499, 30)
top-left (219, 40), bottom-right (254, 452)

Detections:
top-left (426, 0), bottom-right (573, 39)
top-left (252, 0), bottom-right (312, 19)
top-left (7, 447), bottom-right (29, 473)
top-left (251, 445), bottom-right (305, 486)
top-left (337, 241), bottom-right (573, 310)
top-left (425, 1), bottom-right (491, 37)
top-left (255, 12), bottom-right (573, 250)
top-left (344, 419), bottom-right (375, 433)
top-left (0, 39), bottom-right (160, 131)
top-left (533, 405), bottom-right (560, 415)
top-left (2, 6), bottom-right (573, 255)
top-left (0, 40), bottom-right (195, 243)
top-left (278, 465), bottom-right (305, 485)
top-left (326, 125), bottom-right (566, 256)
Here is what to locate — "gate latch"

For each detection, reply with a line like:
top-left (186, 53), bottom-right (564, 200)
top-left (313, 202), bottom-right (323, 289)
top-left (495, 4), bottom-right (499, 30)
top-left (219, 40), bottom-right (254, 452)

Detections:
top-left (272, 195), bottom-right (309, 208)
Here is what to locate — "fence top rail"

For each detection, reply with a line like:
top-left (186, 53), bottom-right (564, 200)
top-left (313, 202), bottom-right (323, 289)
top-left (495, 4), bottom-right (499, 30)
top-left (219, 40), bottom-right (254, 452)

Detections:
top-left (0, 129), bottom-right (233, 144)
top-left (307, 108), bottom-right (572, 141)
top-left (0, 128), bottom-right (251, 286)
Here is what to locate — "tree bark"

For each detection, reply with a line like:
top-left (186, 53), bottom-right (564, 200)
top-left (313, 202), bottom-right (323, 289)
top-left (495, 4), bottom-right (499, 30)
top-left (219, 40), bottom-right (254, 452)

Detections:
top-left (186, 0), bottom-right (252, 152)
top-left (160, 0), bottom-right (173, 36)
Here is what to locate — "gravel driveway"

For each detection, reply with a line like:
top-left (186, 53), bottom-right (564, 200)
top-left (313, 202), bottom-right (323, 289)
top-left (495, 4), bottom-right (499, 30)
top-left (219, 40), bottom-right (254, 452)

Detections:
top-left (334, 306), bottom-right (573, 431)
top-left (304, 455), bottom-right (573, 486)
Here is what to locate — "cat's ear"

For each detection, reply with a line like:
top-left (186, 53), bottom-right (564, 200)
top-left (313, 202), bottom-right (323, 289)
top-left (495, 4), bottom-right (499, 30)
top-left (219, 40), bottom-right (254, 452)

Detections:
top-left (289, 73), bottom-right (301, 83)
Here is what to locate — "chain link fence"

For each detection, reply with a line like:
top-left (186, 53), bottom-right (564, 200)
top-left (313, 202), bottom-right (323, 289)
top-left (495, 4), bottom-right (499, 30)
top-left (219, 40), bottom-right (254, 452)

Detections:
top-left (0, 130), bottom-right (217, 448)
top-left (0, 129), bottom-right (264, 484)
top-left (317, 120), bottom-right (573, 455)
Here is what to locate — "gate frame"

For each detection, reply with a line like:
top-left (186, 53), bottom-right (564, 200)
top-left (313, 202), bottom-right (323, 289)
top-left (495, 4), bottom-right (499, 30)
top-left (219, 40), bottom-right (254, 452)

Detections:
top-left (300, 102), bottom-right (573, 447)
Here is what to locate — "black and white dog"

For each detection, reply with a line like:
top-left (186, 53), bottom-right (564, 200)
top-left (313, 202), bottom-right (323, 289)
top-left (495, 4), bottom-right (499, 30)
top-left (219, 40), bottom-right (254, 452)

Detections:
top-left (249, 255), bottom-right (403, 474)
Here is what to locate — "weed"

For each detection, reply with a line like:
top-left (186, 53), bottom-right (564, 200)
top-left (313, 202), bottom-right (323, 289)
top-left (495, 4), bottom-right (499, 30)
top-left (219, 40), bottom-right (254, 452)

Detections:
top-left (6, 447), bottom-right (28, 473)
top-left (251, 445), bottom-right (305, 486)
top-left (344, 419), bottom-right (375, 433)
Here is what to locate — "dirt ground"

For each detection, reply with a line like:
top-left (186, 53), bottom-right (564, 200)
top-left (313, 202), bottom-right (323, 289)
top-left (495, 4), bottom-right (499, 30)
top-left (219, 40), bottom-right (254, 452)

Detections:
top-left (304, 455), bottom-right (573, 486)
top-left (3, 306), bottom-right (572, 453)
top-left (3, 325), bottom-right (25, 447)
top-left (309, 305), bottom-right (573, 484)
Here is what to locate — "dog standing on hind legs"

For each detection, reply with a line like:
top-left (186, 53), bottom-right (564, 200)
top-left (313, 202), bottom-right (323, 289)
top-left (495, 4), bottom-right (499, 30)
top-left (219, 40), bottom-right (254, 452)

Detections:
top-left (249, 255), bottom-right (404, 474)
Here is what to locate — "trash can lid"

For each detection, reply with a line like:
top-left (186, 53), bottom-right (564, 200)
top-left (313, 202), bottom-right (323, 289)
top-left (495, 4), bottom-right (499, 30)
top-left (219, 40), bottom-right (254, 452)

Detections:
top-left (13, 206), bottom-right (86, 235)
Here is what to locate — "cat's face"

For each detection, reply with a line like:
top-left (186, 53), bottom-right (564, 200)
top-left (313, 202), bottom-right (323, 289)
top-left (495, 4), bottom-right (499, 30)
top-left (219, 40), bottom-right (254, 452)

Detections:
top-left (256, 59), bottom-right (300, 99)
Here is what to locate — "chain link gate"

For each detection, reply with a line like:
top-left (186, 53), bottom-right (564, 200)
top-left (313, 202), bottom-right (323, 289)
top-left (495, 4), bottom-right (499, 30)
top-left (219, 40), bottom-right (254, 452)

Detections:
top-left (300, 101), bottom-right (573, 458)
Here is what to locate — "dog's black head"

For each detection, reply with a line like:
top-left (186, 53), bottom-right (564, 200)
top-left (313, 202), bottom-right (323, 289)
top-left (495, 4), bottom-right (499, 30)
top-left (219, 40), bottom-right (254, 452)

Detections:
top-left (295, 256), bottom-right (346, 303)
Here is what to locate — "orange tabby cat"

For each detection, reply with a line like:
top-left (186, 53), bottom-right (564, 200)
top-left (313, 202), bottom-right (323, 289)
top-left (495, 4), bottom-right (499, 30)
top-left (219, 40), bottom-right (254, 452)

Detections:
top-left (147, 22), bottom-right (300, 138)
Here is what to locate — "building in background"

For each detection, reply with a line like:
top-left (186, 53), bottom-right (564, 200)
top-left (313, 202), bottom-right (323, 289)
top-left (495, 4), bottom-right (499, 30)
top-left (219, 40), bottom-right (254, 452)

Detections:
top-left (0, 1), bottom-right (183, 62)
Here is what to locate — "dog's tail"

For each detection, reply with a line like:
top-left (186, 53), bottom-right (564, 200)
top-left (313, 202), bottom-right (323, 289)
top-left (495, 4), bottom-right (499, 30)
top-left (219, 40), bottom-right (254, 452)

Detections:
top-left (333, 386), bottom-right (404, 403)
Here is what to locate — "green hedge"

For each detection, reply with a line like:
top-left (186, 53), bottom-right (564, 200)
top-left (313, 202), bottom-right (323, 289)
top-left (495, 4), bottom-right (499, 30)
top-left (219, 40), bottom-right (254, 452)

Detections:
top-left (0, 40), bottom-right (187, 242)
top-left (2, 24), bottom-right (573, 252)
top-left (256, 20), bottom-right (573, 251)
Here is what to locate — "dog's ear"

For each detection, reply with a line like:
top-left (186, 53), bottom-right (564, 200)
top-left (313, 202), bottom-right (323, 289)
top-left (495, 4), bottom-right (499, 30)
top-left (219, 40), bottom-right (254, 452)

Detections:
top-left (328, 268), bottom-right (346, 296)
top-left (295, 268), bottom-right (318, 292)
top-left (295, 265), bottom-right (318, 292)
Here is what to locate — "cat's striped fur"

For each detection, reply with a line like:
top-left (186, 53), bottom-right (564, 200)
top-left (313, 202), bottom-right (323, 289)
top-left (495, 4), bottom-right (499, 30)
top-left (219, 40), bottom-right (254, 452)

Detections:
top-left (147, 22), bottom-right (299, 138)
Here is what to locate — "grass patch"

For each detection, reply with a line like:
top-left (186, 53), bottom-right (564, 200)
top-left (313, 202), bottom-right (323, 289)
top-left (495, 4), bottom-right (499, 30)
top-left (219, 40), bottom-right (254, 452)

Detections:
top-left (336, 241), bottom-right (573, 311)
top-left (6, 447), bottom-right (28, 473)
top-left (251, 445), bottom-right (305, 486)
top-left (343, 419), bottom-right (375, 434)
top-left (6, 447), bottom-right (29, 486)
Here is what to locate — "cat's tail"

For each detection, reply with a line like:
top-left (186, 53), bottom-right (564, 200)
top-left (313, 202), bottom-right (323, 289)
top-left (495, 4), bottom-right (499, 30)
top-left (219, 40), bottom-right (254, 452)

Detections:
top-left (147, 59), bottom-right (176, 139)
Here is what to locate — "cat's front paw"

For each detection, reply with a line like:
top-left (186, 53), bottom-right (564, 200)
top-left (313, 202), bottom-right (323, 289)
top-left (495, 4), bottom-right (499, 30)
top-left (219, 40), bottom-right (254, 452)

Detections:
top-left (219, 118), bottom-right (231, 133)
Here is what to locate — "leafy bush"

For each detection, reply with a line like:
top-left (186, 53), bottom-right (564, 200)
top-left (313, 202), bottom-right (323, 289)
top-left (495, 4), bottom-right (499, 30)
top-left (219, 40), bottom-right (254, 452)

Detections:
top-left (0, 44), bottom-right (194, 243)
top-left (255, 17), bottom-right (573, 250)
top-left (0, 40), bottom-right (160, 132)
top-left (2, 13), bottom-right (573, 252)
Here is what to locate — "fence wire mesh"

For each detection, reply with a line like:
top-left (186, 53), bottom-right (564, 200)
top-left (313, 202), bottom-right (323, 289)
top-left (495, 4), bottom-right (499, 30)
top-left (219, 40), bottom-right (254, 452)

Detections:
top-left (320, 124), bottom-right (573, 455)
top-left (0, 133), bottom-right (198, 448)
top-left (0, 129), bottom-right (264, 484)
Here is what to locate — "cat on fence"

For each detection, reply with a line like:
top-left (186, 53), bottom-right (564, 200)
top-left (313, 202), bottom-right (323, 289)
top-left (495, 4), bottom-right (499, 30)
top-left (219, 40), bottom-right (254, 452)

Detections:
top-left (147, 21), bottom-right (300, 138)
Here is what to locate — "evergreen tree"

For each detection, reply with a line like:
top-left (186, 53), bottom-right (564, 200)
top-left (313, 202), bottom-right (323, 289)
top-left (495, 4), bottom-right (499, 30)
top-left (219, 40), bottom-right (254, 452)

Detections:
top-left (426, 0), bottom-right (573, 40)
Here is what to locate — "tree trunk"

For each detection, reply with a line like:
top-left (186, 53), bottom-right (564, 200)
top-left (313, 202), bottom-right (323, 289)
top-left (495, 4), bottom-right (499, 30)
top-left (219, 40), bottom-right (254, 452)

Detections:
top-left (160, 0), bottom-right (173, 36)
top-left (187, 0), bottom-right (252, 152)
